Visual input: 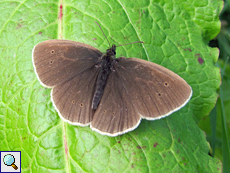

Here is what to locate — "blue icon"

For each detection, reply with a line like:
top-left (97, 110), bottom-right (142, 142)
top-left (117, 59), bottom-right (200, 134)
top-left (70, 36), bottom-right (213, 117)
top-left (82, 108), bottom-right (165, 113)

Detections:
top-left (3, 154), bottom-right (18, 170)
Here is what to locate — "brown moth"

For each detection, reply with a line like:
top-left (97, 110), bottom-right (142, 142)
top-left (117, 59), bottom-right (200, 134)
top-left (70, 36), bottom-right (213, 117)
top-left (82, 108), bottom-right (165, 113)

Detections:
top-left (32, 39), bottom-right (192, 136)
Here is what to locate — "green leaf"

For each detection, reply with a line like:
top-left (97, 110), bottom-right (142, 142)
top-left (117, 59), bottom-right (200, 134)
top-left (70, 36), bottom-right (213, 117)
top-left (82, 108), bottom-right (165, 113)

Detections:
top-left (0, 0), bottom-right (222, 172)
top-left (199, 59), bottom-right (230, 172)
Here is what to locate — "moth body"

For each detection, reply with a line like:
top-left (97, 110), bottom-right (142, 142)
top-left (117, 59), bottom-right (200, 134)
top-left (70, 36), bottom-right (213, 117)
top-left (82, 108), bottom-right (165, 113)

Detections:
top-left (92, 45), bottom-right (117, 109)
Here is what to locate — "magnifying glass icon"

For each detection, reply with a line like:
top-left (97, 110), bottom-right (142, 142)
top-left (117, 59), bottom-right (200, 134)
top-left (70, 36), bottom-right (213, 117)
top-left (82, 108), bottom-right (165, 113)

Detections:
top-left (3, 154), bottom-right (18, 170)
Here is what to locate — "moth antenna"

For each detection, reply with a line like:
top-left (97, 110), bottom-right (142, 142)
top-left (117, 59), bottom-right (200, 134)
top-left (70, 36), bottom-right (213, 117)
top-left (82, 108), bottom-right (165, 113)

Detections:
top-left (95, 21), bottom-right (111, 47)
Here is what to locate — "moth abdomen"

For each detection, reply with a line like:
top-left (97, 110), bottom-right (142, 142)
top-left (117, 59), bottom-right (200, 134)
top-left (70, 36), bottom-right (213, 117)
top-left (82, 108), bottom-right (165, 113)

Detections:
top-left (91, 47), bottom-right (116, 110)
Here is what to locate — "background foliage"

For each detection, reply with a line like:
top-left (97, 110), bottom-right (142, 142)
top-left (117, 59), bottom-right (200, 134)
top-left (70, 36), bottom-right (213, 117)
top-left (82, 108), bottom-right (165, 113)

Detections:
top-left (0, 0), bottom-right (224, 172)
top-left (199, 0), bottom-right (230, 172)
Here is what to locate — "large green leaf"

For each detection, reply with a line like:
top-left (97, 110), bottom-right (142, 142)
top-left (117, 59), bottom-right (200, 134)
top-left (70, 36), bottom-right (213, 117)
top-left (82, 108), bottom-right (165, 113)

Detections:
top-left (0, 0), bottom-right (222, 172)
top-left (199, 60), bottom-right (230, 162)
